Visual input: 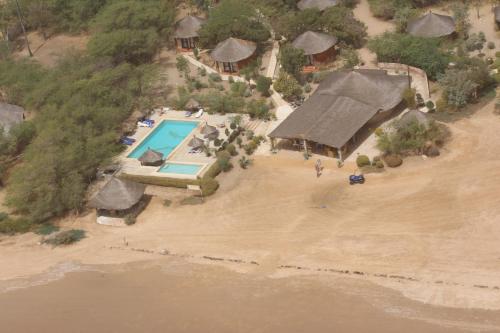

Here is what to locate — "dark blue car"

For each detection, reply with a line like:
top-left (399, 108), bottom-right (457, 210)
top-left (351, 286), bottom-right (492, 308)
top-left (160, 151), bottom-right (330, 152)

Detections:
top-left (349, 174), bottom-right (365, 185)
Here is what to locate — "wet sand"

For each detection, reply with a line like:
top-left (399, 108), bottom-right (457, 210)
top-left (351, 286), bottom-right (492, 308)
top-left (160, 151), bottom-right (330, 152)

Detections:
top-left (1, 259), bottom-right (499, 333)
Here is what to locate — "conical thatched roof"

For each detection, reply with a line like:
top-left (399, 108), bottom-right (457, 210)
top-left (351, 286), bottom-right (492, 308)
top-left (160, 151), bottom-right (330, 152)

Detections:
top-left (174, 15), bottom-right (206, 39)
top-left (495, 6), bottom-right (500, 24)
top-left (138, 148), bottom-right (164, 166)
top-left (398, 110), bottom-right (430, 129)
top-left (269, 69), bottom-right (409, 149)
top-left (292, 31), bottom-right (338, 56)
top-left (89, 178), bottom-right (146, 211)
top-left (211, 38), bottom-right (257, 63)
top-left (0, 102), bottom-right (24, 133)
top-left (297, 0), bottom-right (338, 11)
top-left (201, 124), bottom-right (217, 135)
top-left (185, 98), bottom-right (200, 110)
top-left (188, 136), bottom-right (205, 148)
top-left (407, 12), bottom-right (455, 38)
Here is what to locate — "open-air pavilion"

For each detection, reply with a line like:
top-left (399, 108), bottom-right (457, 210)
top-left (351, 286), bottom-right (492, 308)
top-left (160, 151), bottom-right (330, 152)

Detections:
top-left (269, 69), bottom-right (409, 161)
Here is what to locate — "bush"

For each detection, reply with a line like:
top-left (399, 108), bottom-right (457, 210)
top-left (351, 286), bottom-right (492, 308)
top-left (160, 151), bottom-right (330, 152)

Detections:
top-left (273, 72), bottom-right (302, 100)
top-left (120, 173), bottom-right (198, 188)
top-left (236, 137), bottom-right (243, 147)
top-left (0, 217), bottom-right (33, 235)
top-left (375, 160), bottom-right (384, 169)
top-left (35, 224), bottom-right (60, 235)
top-left (304, 84), bottom-right (312, 93)
top-left (216, 151), bottom-right (233, 172)
top-left (226, 144), bottom-right (238, 156)
top-left (356, 155), bottom-right (371, 168)
top-left (239, 156), bottom-right (252, 169)
top-left (487, 42), bottom-right (496, 50)
top-left (198, 67), bottom-right (207, 76)
top-left (403, 88), bottom-right (416, 109)
top-left (256, 76), bottom-right (272, 97)
top-left (43, 229), bottom-right (86, 246)
top-left (384, 154), bottom-right (403, 168)
top-left (436, 98), bottom-right (448, 112)
top-left (214, 138), bottom-right (222, 147)
top-left (244, 141), bottom-right (258, 155)
top-left (208, 73), bottom-right (222, 82)
top-left (124, 215), bottom-right (136, 225)
top-left (200, 177), bottom-right (219, 196)
top-left (228, 76), bottom-right (234, 83)
top-left (426, 100), bottom-right (435, 111)
top-left (163, 199), bottom-right (172, 207)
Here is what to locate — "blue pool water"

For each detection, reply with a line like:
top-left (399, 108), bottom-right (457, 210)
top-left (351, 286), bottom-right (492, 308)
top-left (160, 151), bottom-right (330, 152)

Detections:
top-left (159, 163), bottom-right (203, 175)
top-left (128, 120), bottom-right (199, 159)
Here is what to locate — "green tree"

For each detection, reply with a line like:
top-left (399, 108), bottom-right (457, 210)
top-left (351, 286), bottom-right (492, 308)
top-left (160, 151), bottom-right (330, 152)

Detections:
top-left (273, 72), bottom-right (302, 100)
top-left (279, 44), bottom-right (305, 79)
top-left (255, 75), bottom-right (272, 96)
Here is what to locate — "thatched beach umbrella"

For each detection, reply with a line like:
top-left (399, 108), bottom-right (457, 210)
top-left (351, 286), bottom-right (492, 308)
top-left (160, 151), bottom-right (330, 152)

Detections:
top-left (201, 124), bottom-right (219, 140)
top-left (89, 178), bottom-right (146, 211)
top-left (138, 148), bottom-right (164, 166)
top-left (188, 136), bottom-right (205, 148)
top-left (185, 98), bottom-right (201, 111)
top-left (297, 0), bottom-right (338, 11)
top-left (407, 12), bottom-right (455, 38)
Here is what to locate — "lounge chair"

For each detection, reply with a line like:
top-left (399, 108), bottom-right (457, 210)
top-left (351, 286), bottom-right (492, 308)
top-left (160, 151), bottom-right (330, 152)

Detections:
top-left (194, 109), bottom-right (204, 118)
top-left (189, 147), bottom-right (202, 154)
top-left (184, 111), bottom-right (192, 117)
top-left (137, 121), bottom-right (153, 128)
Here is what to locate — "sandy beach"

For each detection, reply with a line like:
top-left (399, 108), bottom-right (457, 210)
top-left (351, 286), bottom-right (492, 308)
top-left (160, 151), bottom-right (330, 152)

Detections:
top-left (1, 259), bottom-right (500, 333)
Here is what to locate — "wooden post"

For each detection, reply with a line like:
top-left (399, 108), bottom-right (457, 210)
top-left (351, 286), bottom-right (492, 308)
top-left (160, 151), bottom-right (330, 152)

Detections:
top-left (303, 139), bottom-right (308, 157)
top-left (337, 147), bottom-right (343, 162)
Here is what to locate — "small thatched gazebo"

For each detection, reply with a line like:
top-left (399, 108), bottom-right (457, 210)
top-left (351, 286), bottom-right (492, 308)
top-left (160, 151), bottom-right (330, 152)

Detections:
top-left (0, 102), bottom-right (24, 133)
top-left (297, 0), bottom-right (338, 11)
top-left (211, 37), bottom-right (257, 74)
top-left (185, 98), bottom-right (201, 111)
top-left (292, 31), bottom-right (338, 66)
top-left (398, 110), bottom-right (430, 129)
top-left (89, 178), bottom-right (146, 220)
top-left (188, 136), bottom-right (205, 148)
top-left (138, 148), bottom-right (164, 166)
top-left (407, 12), bottom-right (455, 38)
top-left (201, 124), bottom-right (219, 140)
top-left (174, 15), bottom-right (206, 50)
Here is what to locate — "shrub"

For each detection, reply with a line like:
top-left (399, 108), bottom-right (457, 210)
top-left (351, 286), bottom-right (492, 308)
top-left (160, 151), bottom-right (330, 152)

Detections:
top-left (436, 98), bottom-right (448, 112)
top-left (273, 72), bottom-right (302, 100)
top-left (208, 73), bottom-right (222, 82)
top-left (0, 212), bottom-right (8, 222)
top-left (356, 155), bottom-right (371, 168)
top-left (163, 199), bottom-right (172, 207)
top-left (236, 137), bottom-right (243, 147)
top-left (214, 138), bottom-right (222, 147)
top-left (375, 160), bottom-right (384, 169)
top-left (120, 173), bottom-right (198, 188)
top-left (226, 144), bottom-right (238, 156)
top-left (228, 76), bottom-right (234, 83)
top-left (304, 84), bottom-right (312, 93)
top-left (239, 156), bottom-right (252, 169)
top-left (43, 229), bottom-right (86, 246)
top-left (124, 215), bottom-right (136, 225)
top-left (216, 151), bottom-right (233, 172)
top-left (244, 141), bottom-right (258, 155)
top-left (200, 177), bottom-right (219, 196)
top-left (426, 100), bottom-right (435, 111)
top-left (35, 224), bottom-right (60, 235)
top-left (246, 130), bottom-right (254, 140)
top-left (247, 99), bottom-right (271, 120)
top-left (256, 76), bottom-right (272, 97)
top-left (230, 122), bottom-right (237, 130)
top-left (403, 88), bottom-right (416, 109)
top-left (0, 217), bottom-right (33, 235)
top-left (487, 41), bottom-right (495, 50)
top-left (384, 154), bottom-right (403, 168)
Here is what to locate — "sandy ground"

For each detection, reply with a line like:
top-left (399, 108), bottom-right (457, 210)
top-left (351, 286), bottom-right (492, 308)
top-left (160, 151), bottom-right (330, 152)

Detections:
top-left (13, 32), bottom-right (88, 67)
top-left (1, 260), bottom-right (499, 333)
top-left (1, 99), bottom-right (500, 323)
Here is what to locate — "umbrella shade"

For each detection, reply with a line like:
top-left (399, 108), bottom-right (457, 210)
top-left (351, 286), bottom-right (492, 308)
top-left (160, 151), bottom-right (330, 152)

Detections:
top-left (138, 148), bottom-right (164, 166)
top-left (201, 124), bottom-right (217, 135)
top-left (185, 98), bottom-right (201, 111)
top-left (204, 131), bottom-right (219, 141)
top-left (188, 136), bottom-right (205, 148)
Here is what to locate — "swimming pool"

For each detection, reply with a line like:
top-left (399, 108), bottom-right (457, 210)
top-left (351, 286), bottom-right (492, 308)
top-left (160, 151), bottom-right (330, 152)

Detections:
top-left (128, 120), bottom-right (199, 159)
top-left (158, 162), bottom-right (203, 175)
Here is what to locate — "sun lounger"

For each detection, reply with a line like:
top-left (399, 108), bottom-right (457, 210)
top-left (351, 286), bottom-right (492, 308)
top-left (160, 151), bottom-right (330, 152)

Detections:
top-left (188, 147), bottom-right (202, 154)
top-left (120, 137), bottom-right (135, 145)
top-left (194, 109), bottom-right (204, 118)
top-left (184, 111), bottom-right (192, 117)
top-left (137, 121), bottom-right (153, 128)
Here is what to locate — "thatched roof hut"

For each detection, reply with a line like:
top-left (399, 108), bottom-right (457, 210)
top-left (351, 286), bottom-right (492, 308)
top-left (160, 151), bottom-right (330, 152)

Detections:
top-left (174, 16), bottom-right (206, 39)
top-left (398, 110), bottom-right (430, 129)
top-left (407, 12), bottom-right (455, 38)
top-left (138, 148), bottom-right (164, 166)
top-left (185, 98), bottom-right (201, 111)
top-left (269, 69), bottom-right (408, 149)
top-left (297, 0), bottom-right (338, 11)
top-left (292, 31), bottom-right (338, 56)
top-left (188, 136), bottom-right (205, 148)
top-left (0, 102), bottom-right (24, 133)
top-left (201, 124), bottom-right (219, 140)
top-left (211, 38), bottom-right (256, 63)
top-left (89, 178), bottom-right (146, 211)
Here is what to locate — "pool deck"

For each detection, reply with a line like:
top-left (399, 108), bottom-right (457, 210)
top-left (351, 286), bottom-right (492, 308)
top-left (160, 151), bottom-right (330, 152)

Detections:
top-left (119, 110), bottom-right (237, 179)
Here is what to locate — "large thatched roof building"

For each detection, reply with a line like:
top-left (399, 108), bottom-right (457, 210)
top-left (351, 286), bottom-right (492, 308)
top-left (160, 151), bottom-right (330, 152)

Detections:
top-left (297, 0), bottom-right (338, 11)
top-left (174, 15), bottom-right (206, 50)
top-left (292, 31), bottom-right (338, 66)
top-left (0, 102), bottom-right (24, 133)
top-left (89, 177), bottom-right (146, 212)
top-left (407, 12), bottom-right (455, 38)
top-left (269, 69), bottom-right (409, 160)
top-left (211, 37), bottom-right (257, 73)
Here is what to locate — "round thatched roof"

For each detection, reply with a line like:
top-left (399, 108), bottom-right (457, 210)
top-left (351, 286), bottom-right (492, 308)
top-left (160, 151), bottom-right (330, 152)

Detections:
top-left (297, 0), bottom-right (338, 11)
top-left (185, 98), bottom-right (200, 110)
top-left (407, 12), bottom-right (455, 38)
top-left (89, 178), bottom-right (146, 211)
top-left (174, 15), bottom-right (206, 39)
top-left (292, 31), bottom-right (338, 56)
top-left (138, 148), bottom-right (164, 165)
top-left (0, 102), bottom-right (24, 133)
top-left (398, 110), bottom-right (430, 129)
top-left (188, 136), bottom-right (205, 148)
top-left (201, 124), bottom-right (217, 135)
top-left (211, 38), bottom-right (257, 63)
